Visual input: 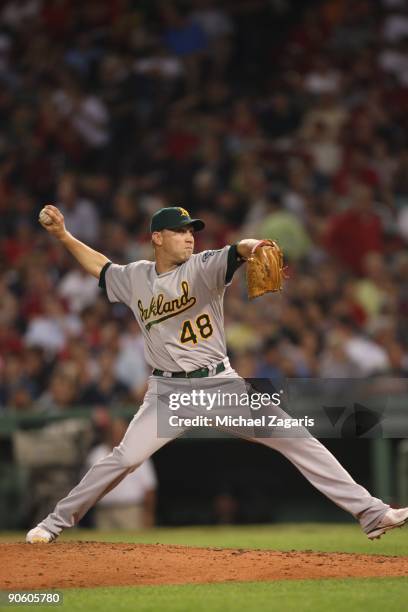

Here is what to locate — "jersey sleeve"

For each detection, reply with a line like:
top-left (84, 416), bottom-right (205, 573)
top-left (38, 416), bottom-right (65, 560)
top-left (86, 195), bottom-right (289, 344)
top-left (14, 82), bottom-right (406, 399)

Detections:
top-left (99, 261), bottom-right (134, 305)
top-left (195, 244), bottom-right (245, 292)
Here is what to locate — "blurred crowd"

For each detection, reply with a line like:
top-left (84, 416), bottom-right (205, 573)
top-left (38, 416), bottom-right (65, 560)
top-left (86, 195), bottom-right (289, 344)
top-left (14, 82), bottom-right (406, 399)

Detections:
top-left (1, 0), bottom-right (408, 420)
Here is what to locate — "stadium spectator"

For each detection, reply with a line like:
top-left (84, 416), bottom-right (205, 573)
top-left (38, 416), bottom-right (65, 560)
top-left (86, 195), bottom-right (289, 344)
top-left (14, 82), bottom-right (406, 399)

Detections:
top-left (86, 418), bottom-right (157, 530)
top-left (324, 183), bottom-right (385, 274)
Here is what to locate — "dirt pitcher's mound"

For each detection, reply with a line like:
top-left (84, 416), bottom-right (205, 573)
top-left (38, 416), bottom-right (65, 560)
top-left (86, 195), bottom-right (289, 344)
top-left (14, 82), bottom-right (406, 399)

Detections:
top-left (1, 543), bottom-right (408, 589)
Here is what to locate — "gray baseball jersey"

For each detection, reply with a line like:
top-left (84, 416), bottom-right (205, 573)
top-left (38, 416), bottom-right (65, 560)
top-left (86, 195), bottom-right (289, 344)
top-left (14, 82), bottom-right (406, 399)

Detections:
top-left (99, 245), bottom-right (245, 372)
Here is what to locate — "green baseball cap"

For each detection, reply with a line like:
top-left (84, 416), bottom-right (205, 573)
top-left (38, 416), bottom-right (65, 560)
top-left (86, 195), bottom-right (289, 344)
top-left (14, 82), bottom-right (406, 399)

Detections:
top-left (150, 207), bottom-right (205, 233)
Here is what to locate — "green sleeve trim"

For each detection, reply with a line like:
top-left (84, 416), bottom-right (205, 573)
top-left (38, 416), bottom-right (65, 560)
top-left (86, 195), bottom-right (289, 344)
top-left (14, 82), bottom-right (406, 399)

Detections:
top-left (98, 261), bottom-right (112, 291)
top-left (225, 244), bottom-right (245, 284)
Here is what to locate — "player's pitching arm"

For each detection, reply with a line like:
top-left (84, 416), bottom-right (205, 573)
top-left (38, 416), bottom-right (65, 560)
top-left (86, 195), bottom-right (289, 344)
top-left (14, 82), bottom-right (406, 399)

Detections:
top-left (38, 204), bottom-right (110, 278)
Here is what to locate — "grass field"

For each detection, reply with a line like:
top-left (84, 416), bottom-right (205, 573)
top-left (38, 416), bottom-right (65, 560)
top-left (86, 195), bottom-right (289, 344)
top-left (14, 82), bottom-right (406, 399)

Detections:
top-left (1, 524), bottom-right (408, 611)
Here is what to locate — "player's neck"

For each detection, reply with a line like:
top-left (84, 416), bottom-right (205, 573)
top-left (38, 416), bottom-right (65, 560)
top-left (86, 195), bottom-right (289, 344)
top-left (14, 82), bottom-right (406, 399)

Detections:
top-left (155, 256), bottom-right (179, 275)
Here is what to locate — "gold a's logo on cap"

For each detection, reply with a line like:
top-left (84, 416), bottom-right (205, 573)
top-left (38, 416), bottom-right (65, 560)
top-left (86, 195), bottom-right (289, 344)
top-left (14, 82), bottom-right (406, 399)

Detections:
top-left (177, 207), bottom-right (190, 217)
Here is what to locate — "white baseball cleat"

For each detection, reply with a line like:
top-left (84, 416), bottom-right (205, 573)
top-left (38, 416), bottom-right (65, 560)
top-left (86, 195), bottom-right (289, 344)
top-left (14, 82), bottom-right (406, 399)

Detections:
top-left (26, 526), bottom-right (56, 544)
top-left (367, 507), bottom-right (408, 540)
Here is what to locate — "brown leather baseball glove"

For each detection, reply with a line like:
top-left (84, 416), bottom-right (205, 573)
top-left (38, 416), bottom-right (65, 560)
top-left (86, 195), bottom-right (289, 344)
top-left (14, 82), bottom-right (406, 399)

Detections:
top-left (247, 240), bottom-right (285, 299)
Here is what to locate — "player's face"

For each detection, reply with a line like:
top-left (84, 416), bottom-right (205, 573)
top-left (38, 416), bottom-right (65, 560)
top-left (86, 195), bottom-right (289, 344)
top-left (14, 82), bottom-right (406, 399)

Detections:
top-left (160, 226), bottom-right (195, 263)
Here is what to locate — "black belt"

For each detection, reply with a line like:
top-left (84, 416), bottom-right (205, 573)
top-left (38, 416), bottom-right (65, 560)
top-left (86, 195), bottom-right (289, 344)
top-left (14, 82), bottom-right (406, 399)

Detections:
top-left (153, 361), bottom-right (225, 378)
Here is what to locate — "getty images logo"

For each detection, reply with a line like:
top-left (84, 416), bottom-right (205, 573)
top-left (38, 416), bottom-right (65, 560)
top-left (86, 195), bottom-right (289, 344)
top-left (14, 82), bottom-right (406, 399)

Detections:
top-left (323, 403), bottom-right (384, 438)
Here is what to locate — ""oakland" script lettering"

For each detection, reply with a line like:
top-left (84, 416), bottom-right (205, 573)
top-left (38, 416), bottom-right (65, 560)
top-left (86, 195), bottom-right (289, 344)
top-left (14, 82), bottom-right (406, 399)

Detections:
top-left (138, 281), bottom-right (196, 323)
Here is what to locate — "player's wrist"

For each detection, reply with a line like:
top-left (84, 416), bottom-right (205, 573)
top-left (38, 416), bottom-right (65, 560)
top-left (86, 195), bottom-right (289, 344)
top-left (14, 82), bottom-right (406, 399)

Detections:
top-left (251, 239), bottom-right (273, 253)
top-left (58, 229), bottom-right (71, 243)
top-left (236, 239), bottom-right (260, 259)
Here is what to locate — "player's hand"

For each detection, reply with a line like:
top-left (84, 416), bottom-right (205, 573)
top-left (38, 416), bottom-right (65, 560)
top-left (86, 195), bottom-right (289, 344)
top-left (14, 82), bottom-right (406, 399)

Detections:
top-left (38, 204), bottom-right (68, 240)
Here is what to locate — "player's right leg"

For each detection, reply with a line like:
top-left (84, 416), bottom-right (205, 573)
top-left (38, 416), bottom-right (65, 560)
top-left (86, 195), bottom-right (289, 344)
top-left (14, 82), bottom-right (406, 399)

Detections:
top-left (26, 379), bottom-right (181, 543)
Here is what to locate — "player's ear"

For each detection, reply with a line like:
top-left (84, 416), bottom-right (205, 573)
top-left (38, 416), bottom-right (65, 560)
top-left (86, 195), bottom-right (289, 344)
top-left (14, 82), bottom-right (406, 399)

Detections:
top-left (151, 231), bottom-right (163, 247)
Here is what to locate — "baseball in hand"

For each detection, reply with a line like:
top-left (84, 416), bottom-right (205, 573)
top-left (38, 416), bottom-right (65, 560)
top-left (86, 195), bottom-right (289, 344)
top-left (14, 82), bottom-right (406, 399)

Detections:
top-left (39, 208), bottom-right (52, 225)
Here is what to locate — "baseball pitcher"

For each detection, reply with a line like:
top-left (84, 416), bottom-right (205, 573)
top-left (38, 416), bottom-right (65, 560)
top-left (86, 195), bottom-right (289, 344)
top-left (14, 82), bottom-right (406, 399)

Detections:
top-left (27, 205), bottom-right (408, 543)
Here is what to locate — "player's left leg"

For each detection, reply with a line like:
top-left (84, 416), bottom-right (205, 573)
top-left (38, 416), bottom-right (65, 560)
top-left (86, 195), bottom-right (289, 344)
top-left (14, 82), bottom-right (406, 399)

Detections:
top-left (214, 365), bottom-right (408, 538)
top-left (249, 432), bottom-right (408, 539)
top-left (253, 433), bottom-right (387, 530)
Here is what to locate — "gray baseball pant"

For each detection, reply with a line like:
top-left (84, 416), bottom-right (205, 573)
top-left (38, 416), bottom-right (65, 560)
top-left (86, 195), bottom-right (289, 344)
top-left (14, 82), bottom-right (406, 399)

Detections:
top-left (41, 365), bottom-right (389, 536)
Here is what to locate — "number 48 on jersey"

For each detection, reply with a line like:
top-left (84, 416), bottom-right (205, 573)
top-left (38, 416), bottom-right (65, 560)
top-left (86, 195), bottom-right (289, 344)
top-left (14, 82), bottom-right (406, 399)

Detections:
top-left (180, 314), bottom-right (213, 344)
